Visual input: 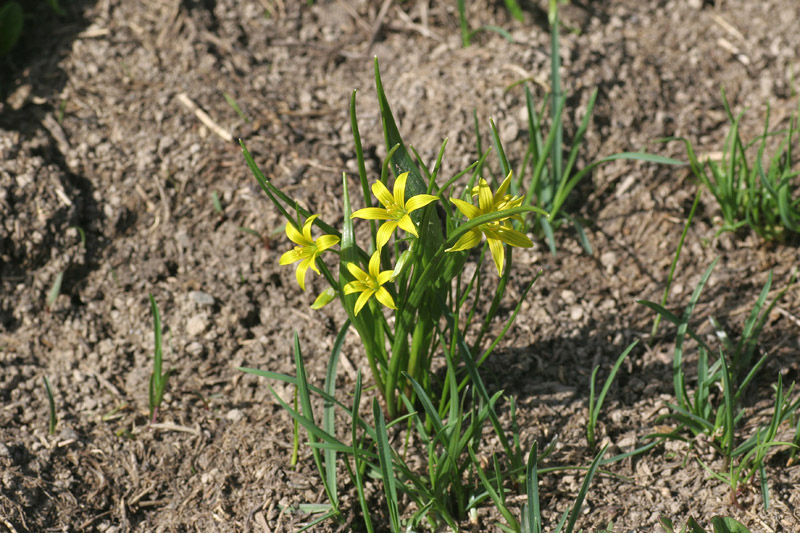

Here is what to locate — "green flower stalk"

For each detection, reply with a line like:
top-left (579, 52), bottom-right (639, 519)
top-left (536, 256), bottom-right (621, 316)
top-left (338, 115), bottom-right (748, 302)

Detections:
top-left (279, 214), bottom-right (340, 291)
top-left (343, 250), bottom-right (396, 315)
top-left (447, 172), bottom-right (533, 274)
top-left (351, 171), bottom-right (438, 250)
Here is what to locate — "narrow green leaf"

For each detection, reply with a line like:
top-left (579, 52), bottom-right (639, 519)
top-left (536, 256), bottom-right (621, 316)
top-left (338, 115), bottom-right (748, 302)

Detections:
top-left (373, 398), bottom-right (401, 532)
top-left (43, 376), bottom-right (57, 435)
top-left (46, 272), bottom-right (64, 308)
top-left (711, 516), bottom-right (751, 533)
top-left (525, 442), bottom-right (542, 533)
top-left (322, 321), bottom-right (350, 507)
top-left (558, 445), bottom-right (607, 533)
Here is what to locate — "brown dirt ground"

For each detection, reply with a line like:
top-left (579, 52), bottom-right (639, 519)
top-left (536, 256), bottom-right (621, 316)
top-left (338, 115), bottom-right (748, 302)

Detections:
top-left (2, 0), bottom-right (800, 531)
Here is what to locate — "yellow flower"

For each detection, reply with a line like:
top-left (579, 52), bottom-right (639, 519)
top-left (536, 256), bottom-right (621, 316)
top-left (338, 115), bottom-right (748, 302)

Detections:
top-left (446, 172), bottom-right (532, 274)
top-left (343, 251), bottom-right (396, 316)
top-left (279, 214), bottom-right (339, 291)
top-left (351, 172), bottom-right (438, 250)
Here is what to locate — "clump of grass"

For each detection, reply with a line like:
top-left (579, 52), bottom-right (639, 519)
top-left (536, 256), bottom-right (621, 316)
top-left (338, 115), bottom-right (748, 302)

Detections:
top-left (241, 330), bottom-right (612, 531)
top-left (640, 261), bottom-right (800, 506)
top-left (490, 3), bottom-right (683, 255)
top-left (236, 54), bottom-right (656, 529)
top-left (659, 515), bottom-right (752, 533)
top-left (456, 0), bottom-right (519, 47)
top-left (586, 341), bottom-right (637, 449)
top-left (670, 90), bottom-right (800, 241)
top-left (241, 57), bottom-right (546, 420)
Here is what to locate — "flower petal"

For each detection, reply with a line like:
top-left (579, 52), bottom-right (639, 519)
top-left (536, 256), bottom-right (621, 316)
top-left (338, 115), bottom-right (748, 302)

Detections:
top-left (405, 194), bottom-right (438, 213)
top-left (295, 257), bottom-right (313, 291)
top-left (368, 250), bottom-right (382, 280)
top-left (301, 254), bottom-right (320, 276)
top-left (347, 262), bottom-right (369, 282)
top-left (487, 236), bottom-right (505, 275)
top-left (495, 172), bottom-right (512, 204)
top-left (315, 234), bottom-right (340, 252)
top-left (477, 179), bottom-right (494, 213)
top-left (285, 221), bottom-right (307, 246)
top-left (374, 287), bottom-right (397, 310)
top-left (352, 207), bottom-right (391, 220)
top-left (492, 226), bottom-right (533, 248)
top-left (279, 247), bottom-right (307, 265)
top-left (376, 270), bottom-right (394, 285)
top-left (302, 214), bottom-right (319, 242)
top-left (446, 229), bottom-right (482, 252)
top-left (376, 221), bottom-right (398, 250)
top-left (343, 280), bottom-right (368, 294)
top-left (393, 172), bottom-right (409, 207)
top-left (372, 180), bottom-right (394, 208)
top-left (450, 198), bottom-right (480, 220)
top-left (396, 215), bottom-right (418, 237)
top-left (353, 289), bottom-right (375, 316)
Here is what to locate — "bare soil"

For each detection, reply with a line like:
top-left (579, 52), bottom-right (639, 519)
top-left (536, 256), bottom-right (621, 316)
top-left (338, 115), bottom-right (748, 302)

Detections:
top-left (1, 0), bottom-right (799, 531)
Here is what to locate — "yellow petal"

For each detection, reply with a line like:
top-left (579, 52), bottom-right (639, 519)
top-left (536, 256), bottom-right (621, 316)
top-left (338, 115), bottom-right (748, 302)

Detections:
top-left (372, 180), bottom-right (394, 208)
top-left (376, 270), bottom-right (394, 286)
top-left (343, 280), bottom-right (369, 294)
top-left (393, 172), bottom-right (409, 207)
top-left (302, 214), bottom-right (319, 242)
top-left (279, 247), bottom-right (307, 265)
top-left (495, 172), bottom-right (512, 204)
top-left (376, 221), bottom-right (397, 250)
top-left (492, 226), bottom-right (533, 248)
top-left (477, 179), bottom-right (493, 213)
top-left (296, 256), bottom-right (313, 291)
top-left (352, 207), bottom-right (391, 220)
top-left (353, 289), bottom-right (375, 316)
top-left (368, 250), bottom-right (382, 280)
top-left (450, 198), bottom-right (480, 220)
top-left (315, 234), bottom-right (340, 252)
top-left (487, 236), bottom-right (505, 274)
top-left (347, 262), bottom-right (369, 283)
top-left (396, 215), bottom-right (418, 237)
top-left (374, 287), bottom-right (396, 310)
top-left (302, 254), bottom-right (320, 276)
top-left (405, 194), bottom-right (438, 213)
top-left (285, 221), bottom-right (307, 246)
top-left (446, 229), bottom-right (482, 252)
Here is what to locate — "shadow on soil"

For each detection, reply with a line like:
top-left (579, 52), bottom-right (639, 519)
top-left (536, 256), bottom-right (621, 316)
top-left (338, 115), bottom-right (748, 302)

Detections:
top-left (1, 0), bottom-right (105, 332)
top-left (474, 271), bottom-right (796, 454)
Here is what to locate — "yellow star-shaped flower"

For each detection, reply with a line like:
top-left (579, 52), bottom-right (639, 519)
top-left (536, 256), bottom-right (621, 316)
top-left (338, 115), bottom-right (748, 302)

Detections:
top-left (351, 172), bottom-right (438, 250)
top-left (446, 172), bottom-right (532, 274)
top-left (279, 214), bottom-right (339, 291)
top-left (343, 251), bottom-right (396, 316)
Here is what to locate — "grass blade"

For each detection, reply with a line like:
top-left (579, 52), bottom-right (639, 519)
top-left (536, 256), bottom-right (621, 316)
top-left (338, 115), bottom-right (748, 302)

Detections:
top-left (557, 444), bottom-right (608, 533)
top-left (43, 376), bottom-right (57, 435)
top-left (524, 442), bottom-right (542, 533)
top-left (323, 320), bottom-right (350, 507)
top-left (373, 398), bottom-right (401, 532)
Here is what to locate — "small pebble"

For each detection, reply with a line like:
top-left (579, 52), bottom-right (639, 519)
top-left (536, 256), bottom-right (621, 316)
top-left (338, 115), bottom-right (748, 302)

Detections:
top-left (187, 315), bottom-right (207, 336)
top-left (189, 290), bottom-right (215, 306)
top-left (226, 409), bottom-right (244, 422)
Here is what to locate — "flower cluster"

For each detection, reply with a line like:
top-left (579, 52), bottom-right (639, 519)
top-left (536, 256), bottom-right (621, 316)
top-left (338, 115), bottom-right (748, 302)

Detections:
top-left (278, 171), bottom-right (532, 315)
top-left (447, 172), bottom-right (532, 274)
